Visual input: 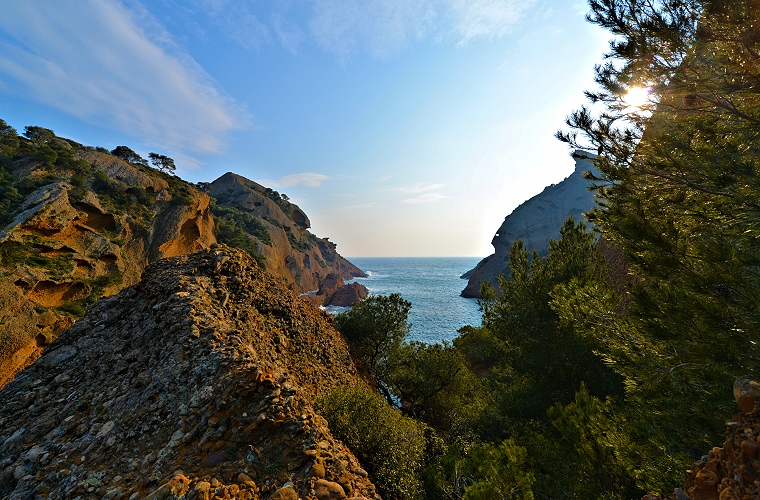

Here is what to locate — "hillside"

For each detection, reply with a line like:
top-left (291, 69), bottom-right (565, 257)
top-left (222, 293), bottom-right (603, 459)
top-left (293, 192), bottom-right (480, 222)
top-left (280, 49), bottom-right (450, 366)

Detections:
top-left (207, 172), bottom-right (365, 294)
top-left (461, 149), bottom-right (598, 297)
top-left (0, 122), bottom-right (364, 387)
top-left (0, 245), bottom-right (380, 499)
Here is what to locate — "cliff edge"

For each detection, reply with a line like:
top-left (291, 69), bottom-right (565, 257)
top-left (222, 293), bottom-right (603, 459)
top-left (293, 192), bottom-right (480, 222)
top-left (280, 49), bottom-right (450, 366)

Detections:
top-left (0, 125), bottom-right (365, 389)
top-left (461, 150), bottom-right (598, 298)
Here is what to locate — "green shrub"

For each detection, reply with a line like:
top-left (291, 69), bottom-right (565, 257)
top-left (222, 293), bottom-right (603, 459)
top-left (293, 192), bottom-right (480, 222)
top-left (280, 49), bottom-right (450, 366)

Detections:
top-left (0, 167), bottom-right (22, 227)
top-left (15, 173), bottom-right (56, 196)
top-left (210, 200), bottom-right (272, 246)
top-left (334, 293), bottom-right (411, 385)
top-left (458, 440), bottom-right (534, 500)
top-left (388, 341), bottom-right (486, 434)
top-left (317, 385), bottom-right (428, 500)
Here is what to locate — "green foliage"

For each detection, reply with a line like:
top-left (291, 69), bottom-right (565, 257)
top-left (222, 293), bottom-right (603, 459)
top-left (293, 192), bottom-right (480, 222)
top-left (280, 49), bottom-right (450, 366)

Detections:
top-left (32, 145), bottom-right (58, 169)
top-left (0, 167), bottom-right (23, 227)
top-left (89, 169), bottom-right (154, 220)
top-left (0, 241), bottom-right (74, 281)
top-left (545, 386), bottom-right (639, 499)
top-left (317, 385), bottom-right (429, 500)
top-left (208, 198), bottom-right (270, 267)
top-left (287, 229), bottom-right (317, 251)
top-left (556, 0), bottom-right (760, 492)
top-left (14, 173), bottom-right (57, 196)
top-left (458, 440), bottom-right (534, 500)
top-left (478, 217), bottom-right (623, 430)
top-left (388, 340), bottom-right (486, 434)
top-left (263, 187), bottom-right (294, 217)
top-left (148, 152), bottom-right (176, 174)
top-left (0, 119), bottom-right (19, 163)
top-left (334, 293), bottom-right (411, 386)
top-left (91, 170), bottom-right (118, 195)
top-left (23, 125), bottom-right (55, 145)
top-left (211, 200), bottom-right (272, 246)
top-left (111, 145), bottom-right (148, 166)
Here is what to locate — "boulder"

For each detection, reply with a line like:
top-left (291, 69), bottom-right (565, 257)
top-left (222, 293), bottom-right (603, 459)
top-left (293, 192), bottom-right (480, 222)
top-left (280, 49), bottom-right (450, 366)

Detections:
top-left (328, 283), bottom-right (370, 307)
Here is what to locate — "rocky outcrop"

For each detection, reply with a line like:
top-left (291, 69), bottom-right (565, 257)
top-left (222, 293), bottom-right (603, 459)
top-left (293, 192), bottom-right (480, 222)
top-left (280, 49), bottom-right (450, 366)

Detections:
top-left (327, 283), bottom-right (369, 307)
top-left (208, 173), bottom-right (366, 294)
top-left (644, 380), bottom-right (760, 500)
top-left (300, 273), bottom-right (370, 308)
top-left (0, 153), bottom-right (216, 387)
top-left (461, 149), bottom-right (599, 298)
top-left (0, 245), bottom-right (379, 499)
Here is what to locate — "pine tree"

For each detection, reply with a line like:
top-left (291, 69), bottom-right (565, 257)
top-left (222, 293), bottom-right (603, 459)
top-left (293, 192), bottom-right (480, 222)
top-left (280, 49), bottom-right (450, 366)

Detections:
top-left (556, 0), bottom-right (760, 492)
top-left (476, 217), bottom-right (622, 428)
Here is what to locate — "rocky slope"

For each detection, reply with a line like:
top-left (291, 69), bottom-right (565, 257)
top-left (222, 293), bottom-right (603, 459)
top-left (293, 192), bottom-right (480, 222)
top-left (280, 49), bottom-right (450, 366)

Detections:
top-left (461, 149), bottom-right (599, 298)
top-left (207, 173), bottom-right (366, 294)
top-left (0, 245), bottom-right (379, 500)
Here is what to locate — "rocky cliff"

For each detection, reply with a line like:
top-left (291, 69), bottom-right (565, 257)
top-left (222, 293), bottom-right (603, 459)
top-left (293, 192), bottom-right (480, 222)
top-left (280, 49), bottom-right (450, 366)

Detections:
top-left (0, 125), bottom-right (364, 389)
top-left (0, 146), bottom-right (216, 387)
top-left (0, 245), bottom-right (379, 499)
top-left (207, 173), bottom-right (366, 294)
top-left (461, 149), bottom-right (599, 298)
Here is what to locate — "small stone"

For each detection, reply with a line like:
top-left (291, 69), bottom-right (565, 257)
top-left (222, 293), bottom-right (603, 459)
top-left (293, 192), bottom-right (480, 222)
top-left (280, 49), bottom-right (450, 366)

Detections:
top-left (270, 486), bottom-right (298, 500)
top-left (741, 439), bottom-right (759, 460)
top-left (201, 452), bottom-right (226, 468)
top-left (312, 460), bottom-right (326, 479)
top-left (314, 479), bottom-right (346, 500)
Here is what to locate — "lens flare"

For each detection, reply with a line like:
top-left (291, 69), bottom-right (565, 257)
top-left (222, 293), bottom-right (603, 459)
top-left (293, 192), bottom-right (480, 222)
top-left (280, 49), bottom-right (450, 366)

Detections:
top-left (623, 86), bottom-right (651, 108)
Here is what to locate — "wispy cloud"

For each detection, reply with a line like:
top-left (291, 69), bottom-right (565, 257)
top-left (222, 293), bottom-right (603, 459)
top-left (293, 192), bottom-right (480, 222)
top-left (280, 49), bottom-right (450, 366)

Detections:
top-left (447, 0), bottom-right (537, 44)
top-left (278, 173), bottom-right (330, 188)
top-left (399, 182), bottom-right (446, 203)
top-left (342, 202), bottom-right (380, 210)
top-left (399, 183), bottom-right (445, 194)
top-left (310, 0), bottom-right (436, 60)
top-left (402, 192), bottom-right (446, 204)
top-left (192, 0), bottom-right (537, 60)
top-left (0, 0), bottom-right (246, 154)
top-left (199, 0), bottom-right (273, 50)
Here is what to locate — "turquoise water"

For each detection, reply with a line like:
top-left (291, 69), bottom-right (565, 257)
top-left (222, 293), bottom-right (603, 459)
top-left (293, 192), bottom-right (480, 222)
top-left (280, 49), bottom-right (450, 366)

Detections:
top-left (343, 257), bottom-right (483, 344)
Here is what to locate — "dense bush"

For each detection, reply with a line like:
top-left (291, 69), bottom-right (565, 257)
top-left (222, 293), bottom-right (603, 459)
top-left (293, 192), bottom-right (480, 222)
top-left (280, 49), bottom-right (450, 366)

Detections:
top-left (317, 385), bottom-right (429, 500)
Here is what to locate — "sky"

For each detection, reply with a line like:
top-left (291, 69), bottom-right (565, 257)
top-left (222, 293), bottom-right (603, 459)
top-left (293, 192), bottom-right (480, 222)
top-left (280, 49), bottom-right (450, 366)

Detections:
top-left (0, 0), bottom-right (610, 257)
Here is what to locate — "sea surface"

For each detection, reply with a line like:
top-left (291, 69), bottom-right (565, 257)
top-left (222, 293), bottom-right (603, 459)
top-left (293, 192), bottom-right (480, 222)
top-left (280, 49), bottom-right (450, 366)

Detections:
top-left (340, 257), bottom-right (484, 344)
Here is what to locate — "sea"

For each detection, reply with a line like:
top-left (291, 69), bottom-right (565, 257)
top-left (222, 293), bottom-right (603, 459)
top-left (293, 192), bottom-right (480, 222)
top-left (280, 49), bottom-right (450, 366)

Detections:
top-left (336, 257), bottom-right (484, 345)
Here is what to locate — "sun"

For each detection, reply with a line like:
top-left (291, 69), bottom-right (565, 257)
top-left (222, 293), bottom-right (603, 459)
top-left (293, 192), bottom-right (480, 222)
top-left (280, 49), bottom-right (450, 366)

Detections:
top-left (623, 86), bottom-right (651, 108)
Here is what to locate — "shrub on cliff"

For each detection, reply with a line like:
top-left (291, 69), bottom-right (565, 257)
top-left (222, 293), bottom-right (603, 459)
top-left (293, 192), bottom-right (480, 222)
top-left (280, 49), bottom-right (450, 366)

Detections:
top-left (317, 385), bottom-right (428, 500)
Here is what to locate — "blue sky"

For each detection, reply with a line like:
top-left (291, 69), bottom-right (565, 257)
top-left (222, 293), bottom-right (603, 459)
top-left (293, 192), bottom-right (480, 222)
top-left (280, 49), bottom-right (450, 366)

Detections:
top-left (0, 0), bottom-right (609, 257)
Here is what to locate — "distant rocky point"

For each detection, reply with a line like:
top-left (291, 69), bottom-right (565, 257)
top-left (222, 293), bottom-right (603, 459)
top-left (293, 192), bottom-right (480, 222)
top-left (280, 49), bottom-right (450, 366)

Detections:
top-left (300, 273), bottom-right (370, 309)
top-left (461, 149), bottom-right (599, 298)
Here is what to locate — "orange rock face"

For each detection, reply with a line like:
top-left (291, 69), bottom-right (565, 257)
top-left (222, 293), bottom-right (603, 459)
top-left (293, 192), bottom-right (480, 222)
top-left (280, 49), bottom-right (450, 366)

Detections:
top-left (0, 155), bottom-right (216, 388)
